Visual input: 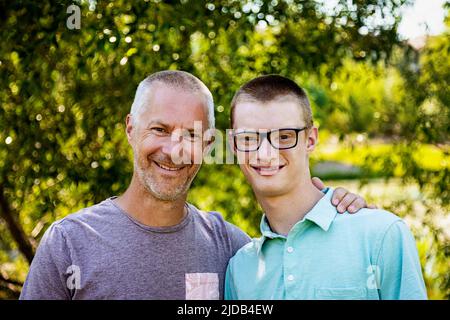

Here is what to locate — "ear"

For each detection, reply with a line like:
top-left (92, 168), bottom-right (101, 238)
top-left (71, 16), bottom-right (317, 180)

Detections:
top-left (306, 126), bottom-right (318, 153)
top-left (125, 114), bottom-right (134, 143)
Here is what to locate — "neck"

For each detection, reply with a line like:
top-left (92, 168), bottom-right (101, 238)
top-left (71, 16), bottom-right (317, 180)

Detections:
top-left (114, 174), bottom-right (188, 227)
top-left (255, 177), bottom-right (325, 236)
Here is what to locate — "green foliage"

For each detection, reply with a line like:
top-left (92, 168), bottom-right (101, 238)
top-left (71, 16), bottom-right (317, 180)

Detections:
top-left (0, 0), bottom-right (448, 299)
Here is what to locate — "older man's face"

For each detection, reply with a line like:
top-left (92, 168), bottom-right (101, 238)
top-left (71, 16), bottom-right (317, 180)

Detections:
top-left (128, 83), bottom-right (209, 201)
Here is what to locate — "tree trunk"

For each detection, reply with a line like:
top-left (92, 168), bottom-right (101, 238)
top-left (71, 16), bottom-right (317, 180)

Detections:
top-left (0, 185), bottom-right (35, 264)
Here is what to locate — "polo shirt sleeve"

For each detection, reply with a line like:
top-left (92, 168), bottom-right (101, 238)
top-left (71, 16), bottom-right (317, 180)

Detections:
top-left (375, 220), bottom-right (427, 300)
top-left (224, 261), bottom-right (238, 300)
top-left (20, 223), bottom-right (73, 300)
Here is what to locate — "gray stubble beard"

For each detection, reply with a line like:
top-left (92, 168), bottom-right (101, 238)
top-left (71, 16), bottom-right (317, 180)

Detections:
top-left (134, 156), bottom-right (200, 202)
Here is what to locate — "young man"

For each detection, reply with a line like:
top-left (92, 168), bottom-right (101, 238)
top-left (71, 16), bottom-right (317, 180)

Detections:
top-left (20, 71), bottom-right (371, 300)
top-left (224, 75), bottom-right (427, 300)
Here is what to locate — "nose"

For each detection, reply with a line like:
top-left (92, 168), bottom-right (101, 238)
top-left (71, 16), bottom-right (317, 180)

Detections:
top-left (161, 138), bottom-right (188, 165)
top-left (256, 137), bottom-right (279, 165)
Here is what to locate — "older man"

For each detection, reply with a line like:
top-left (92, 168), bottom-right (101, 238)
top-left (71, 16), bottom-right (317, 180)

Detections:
top-left (20, 71), bottom-right (370, 300)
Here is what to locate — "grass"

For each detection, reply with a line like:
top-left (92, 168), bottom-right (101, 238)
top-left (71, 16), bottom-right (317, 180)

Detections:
top-left (311, 133), bottom-right (449, 180)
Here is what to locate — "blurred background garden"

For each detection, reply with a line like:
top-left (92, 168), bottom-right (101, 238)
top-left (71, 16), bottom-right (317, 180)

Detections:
top-left (0, 0), bottom-right (448, 299)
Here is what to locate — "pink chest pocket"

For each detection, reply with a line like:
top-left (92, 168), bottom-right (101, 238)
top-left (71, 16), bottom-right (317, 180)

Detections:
top-left (185, 273), bottom-right (220, 300)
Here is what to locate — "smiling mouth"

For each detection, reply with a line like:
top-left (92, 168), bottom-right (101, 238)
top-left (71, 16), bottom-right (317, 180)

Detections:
top-left (250, 165), bottom-right (286, 176)
top-left (153, 161), bottom-right (186, 172)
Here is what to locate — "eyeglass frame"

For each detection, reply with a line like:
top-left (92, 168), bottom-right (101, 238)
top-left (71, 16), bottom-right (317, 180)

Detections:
top-left (232, 127), bottom-right (309, 152)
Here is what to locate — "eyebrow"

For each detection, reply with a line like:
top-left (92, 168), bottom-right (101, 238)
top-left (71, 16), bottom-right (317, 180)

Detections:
top-left (146, 120), bottom-right (197, 133)
top-left (146, 120), bottom-right (169, 129)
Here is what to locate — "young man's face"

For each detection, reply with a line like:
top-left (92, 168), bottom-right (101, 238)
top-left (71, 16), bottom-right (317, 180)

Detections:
top-left (232, 95), bottom-right (317, 198)
top-left (127, 83), bottom-right (209, 201)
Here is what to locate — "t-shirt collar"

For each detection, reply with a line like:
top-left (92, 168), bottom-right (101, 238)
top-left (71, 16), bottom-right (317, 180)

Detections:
top-left (108, 197), bottom-right (193, 233)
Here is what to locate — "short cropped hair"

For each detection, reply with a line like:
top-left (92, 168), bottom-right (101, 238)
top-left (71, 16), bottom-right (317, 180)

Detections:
top-left (230, 74), bottom-right (313, 128)
top-left (130, 70), bottom-right (215, 129)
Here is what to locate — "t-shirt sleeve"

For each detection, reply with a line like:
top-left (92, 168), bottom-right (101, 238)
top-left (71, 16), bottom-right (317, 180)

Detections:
top-left (375, 220), bottom-right (427, 300)
top-left (225, 222), bottom-right (251, 256)
top-left (20, 223), bottom-right (73, 300)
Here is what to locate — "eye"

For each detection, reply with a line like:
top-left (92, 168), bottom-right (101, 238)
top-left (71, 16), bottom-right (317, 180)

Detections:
top-left (151, 127), bottom-right (168, 134)
top-left (240, 135), bottom-right (257, 142)
top-left (277, 130), bottom-right (295, 140)
top-left (186, 132), bottom-right (201, 141)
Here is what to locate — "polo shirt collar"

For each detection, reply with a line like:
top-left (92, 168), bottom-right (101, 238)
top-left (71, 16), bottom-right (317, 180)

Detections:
top-left (302, 187), bottom-right (337, 232)
top-left (257, 187), bottom-right (338, 252)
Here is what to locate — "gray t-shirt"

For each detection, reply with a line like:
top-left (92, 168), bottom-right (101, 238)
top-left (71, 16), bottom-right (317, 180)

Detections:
top-left (20, 198), bottom-right (250, 300)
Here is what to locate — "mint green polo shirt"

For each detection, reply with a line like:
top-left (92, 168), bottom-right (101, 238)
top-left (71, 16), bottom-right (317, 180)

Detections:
top-left (225, 188), bottom-right (427, 300)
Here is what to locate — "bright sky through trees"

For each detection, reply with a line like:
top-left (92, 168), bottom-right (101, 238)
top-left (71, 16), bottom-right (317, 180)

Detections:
top-left (398, 0), bottom-right (447, 39)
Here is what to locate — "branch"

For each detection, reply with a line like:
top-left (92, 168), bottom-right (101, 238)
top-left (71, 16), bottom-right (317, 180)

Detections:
top-left (0, 272), bottom-right (23, 287)
top-left (0, 279), bottom-right (22, 300)
top-left (0, 184), bottom-right (35, 264)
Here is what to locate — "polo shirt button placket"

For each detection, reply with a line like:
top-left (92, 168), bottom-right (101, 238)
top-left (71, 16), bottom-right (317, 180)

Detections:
top-left (285, 242), bottom-right (296, 298)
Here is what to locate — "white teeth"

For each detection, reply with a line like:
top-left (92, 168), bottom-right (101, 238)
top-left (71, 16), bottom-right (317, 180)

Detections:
top-left (156, 162), bottom-right (183, 171)
top-left (257, 167), bottom-right (280, 171)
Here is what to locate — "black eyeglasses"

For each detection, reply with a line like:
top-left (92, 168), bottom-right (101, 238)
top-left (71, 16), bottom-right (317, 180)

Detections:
top-left (233, 127), bottom-right (308, 152)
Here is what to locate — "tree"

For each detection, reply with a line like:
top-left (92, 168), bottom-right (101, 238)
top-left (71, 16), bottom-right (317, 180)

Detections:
top-left (1, 0), bottom-right (433, 299)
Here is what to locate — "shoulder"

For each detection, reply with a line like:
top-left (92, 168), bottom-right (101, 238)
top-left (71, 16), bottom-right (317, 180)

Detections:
top-left (334, 208), bottom-right (403, 235)
top-left (47, 198), bottom-right (119, 236)
top-left (188, 203), bottom-right (251, 251)
top-left (188, 203), bottom-right (237, 233)
top-left (333, 208), bottom-right (416, 257)
top-left (228, 236), bottom-right (262, 266)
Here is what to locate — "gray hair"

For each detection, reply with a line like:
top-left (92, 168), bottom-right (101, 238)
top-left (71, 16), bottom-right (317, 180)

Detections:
top-left (130, 70), bottom-right (215, 129)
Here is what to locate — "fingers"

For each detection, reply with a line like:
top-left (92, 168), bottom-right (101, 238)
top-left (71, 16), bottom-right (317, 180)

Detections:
top-left (311, 177), bottom-right (325, 191)
top-left (331, 187), bottom-right (347, 207)
top-left (336, 192), bottom-right (358, 213)
top-left (347, 197), bottom-right (367, 214)
top-left (332, 188), bottom-right (377, 213)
